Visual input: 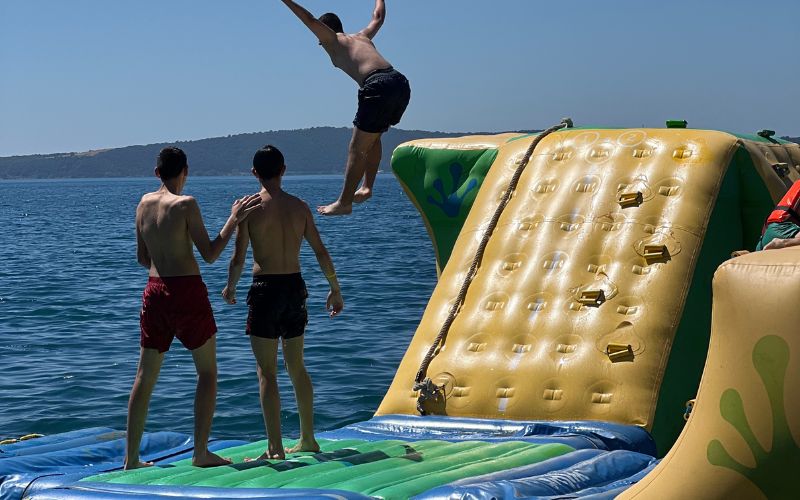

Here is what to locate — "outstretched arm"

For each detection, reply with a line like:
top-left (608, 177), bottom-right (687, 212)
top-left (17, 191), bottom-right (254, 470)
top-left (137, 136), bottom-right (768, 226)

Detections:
top-left (764, 235), bottom-right (800, 250)
top-left (279, 0), bottom-right (338, 45)
top-left (358, 0), bottom-right (385, 39)
top-left (222, 222), bottom-right (250, 304)
top-left (187, 194), bottom-right (261, 264)
top-left (303, 204), bottom-right (343, 317)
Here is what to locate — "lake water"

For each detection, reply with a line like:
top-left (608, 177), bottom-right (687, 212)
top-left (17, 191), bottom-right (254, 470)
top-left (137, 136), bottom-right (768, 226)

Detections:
top-left (0, 174), bottom-right (437, 441)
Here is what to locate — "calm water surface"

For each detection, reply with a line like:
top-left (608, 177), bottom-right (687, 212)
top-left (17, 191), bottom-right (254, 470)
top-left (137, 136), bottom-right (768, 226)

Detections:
top-left (0, 174), bottom-right (437, 441)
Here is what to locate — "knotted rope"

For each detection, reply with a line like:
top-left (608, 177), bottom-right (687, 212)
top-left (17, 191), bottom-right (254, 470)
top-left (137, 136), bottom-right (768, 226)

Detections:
top-left (413, 118), bottom-right (574, 415)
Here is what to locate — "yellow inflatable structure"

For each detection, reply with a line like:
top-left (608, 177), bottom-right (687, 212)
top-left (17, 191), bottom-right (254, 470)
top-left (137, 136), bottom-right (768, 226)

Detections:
top-left (382, 125), bottom-right (800, 457)
top-left (620, 247), bottom-right (800, 499)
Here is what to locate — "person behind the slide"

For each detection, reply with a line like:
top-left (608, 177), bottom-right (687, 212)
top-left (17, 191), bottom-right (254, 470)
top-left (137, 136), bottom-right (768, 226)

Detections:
top-left (756, 178), bottom-right (800, 251)
top-left (279, 0), bottom-right (411, 216)
top-left (222, 145), bottom-right (344, 460)
top-left (126, 147), bottom-right (260, 469)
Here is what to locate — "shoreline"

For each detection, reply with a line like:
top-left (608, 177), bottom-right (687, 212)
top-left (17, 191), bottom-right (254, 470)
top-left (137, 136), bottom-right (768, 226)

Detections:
top-left (0, 172), bottom-right (391, 184)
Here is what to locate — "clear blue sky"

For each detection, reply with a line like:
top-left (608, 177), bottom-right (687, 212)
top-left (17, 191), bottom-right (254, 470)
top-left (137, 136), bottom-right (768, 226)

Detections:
top-left (1, 0), bottom-right (798, 157)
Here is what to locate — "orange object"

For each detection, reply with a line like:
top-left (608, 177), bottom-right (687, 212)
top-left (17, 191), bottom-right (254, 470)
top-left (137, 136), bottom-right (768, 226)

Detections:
top-left (765, 179), bottom-right (800, 226)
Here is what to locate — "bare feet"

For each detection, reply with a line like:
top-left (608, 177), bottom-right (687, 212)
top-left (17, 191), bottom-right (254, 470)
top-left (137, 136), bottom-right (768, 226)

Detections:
top-left (731, 250), bottom-right (751, 258)
top-left (245, 448), bottom-right (285, 462)
top-left (285, 439), bottom-right (320, 455)
top-left (123, 460), bottom-right (154, 470)
top-left (317, 201), bottom-right (352, 216)
top-left (353, 187), bottom-right (372, 204)
top-left (192, 450), bottom-right (232, 468)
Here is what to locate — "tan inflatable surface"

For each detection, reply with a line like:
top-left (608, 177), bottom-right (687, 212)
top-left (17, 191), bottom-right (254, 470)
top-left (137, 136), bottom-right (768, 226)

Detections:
top-left (378, 129), bottom-right (741, 430)
top-left (620, 247), bottom-right (800, 499)
top-left (741, 139), bottom-right (800, 200)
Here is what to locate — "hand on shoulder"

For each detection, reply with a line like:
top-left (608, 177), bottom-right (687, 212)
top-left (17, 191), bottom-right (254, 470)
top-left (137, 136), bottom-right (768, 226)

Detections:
top-left (231, 194), bottom-right (263, 223)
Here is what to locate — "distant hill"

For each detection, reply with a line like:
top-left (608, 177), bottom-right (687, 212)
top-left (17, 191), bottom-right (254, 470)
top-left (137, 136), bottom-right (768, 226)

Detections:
top-left (3, 129), bottom-right (794, 180)
top-left (0, 127), bottom-right (520, 180)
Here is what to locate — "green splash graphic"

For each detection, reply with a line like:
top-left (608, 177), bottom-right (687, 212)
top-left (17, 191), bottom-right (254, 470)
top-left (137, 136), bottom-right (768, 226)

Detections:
top-left (707, 336), bottom-right (800, 498)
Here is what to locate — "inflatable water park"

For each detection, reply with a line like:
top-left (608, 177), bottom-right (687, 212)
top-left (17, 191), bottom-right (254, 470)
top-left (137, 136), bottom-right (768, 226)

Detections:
top-left (2, 122), bottom-right (799, 499)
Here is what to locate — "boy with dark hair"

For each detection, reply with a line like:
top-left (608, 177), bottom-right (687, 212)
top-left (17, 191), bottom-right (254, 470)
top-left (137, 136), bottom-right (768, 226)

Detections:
top-left (223, 144), bottom-right (343, 460)
top-left (318, 13), bottom-right (343, 34)
top-left (279, 0), bottom-right (411, 216)
top-left (126, 147), bottom-right (261, 469)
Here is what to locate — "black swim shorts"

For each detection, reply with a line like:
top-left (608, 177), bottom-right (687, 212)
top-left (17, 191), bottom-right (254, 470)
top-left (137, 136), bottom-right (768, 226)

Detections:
top-left (353, 67), bottom-right (411, 134)
top-left (246, 273), bottom-right (308, 340)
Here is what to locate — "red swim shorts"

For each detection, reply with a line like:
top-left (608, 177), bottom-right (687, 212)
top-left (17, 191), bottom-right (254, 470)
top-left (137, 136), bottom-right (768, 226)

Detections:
top-left (140, 275), bottom-right (217, 353)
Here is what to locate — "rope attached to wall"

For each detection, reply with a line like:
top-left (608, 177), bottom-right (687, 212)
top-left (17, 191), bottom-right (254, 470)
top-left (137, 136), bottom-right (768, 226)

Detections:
top-left (413, 118), bottom-right (574, 415)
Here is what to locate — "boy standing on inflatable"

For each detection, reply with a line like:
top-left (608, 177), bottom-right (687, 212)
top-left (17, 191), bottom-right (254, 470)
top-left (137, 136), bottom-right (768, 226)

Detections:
top-left (222, 145), bottom-right (344, 460)
top-left (127, 147), bottom-right (260, 469)
top-left (279, 0), bottom-right (411, 216)
top-left (757, 179), bottom-right (800, 250)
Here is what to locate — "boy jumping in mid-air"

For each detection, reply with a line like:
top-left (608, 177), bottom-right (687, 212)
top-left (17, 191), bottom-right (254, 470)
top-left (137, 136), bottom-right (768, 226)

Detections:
top-left (279, 0), bottom-right (411, 216)
top-left (222, 145), bottom-right (344, 460)
top-left (126, 147), bottom-right (260, 469)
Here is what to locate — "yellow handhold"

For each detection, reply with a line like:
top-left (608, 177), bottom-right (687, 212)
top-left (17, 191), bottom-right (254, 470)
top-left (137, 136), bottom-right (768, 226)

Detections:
top-left (618, 191), bottom-right (644, 208)
top-left (673, 149), bottom-right (691, 159)
top-left (0, 438), bottom-right (18, 445)
top-left (578, 290), bottom-right (606, 306)
top-left (643, 244), bottom-right (670, 263)
top-left (607, 343), bottom-right (635, 363)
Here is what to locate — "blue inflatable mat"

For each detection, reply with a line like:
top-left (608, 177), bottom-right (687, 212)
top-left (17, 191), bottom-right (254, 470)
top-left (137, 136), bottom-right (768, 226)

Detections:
top-left (3, 418), bottom-right (657, 499)
top-left (0, 428), bottom-right (119, 457)
top-left (413, 449), bottom-right (659, 499)
top-left (0, 428), bottom-right (245, 500)
top-left (321, 415), bottom-right (657, 455)
top-left (24, 484), bottom-right (372, 500)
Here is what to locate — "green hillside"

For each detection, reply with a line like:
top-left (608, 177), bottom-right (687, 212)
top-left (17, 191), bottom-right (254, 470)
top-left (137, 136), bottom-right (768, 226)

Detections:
top-left (0, 127), bottom-right (486, 179)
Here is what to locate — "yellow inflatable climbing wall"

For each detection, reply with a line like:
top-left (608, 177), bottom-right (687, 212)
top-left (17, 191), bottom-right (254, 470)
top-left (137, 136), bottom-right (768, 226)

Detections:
top-left (380, 127), bottom-right (800, 454)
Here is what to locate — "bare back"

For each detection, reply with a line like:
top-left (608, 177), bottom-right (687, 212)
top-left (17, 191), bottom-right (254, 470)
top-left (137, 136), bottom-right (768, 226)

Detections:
top-left (246, 190), bottom-right (308, 275)
top-left (324, 33), bottom-right (391, 85)
top-left (136, 190), bottom-right (200, 277)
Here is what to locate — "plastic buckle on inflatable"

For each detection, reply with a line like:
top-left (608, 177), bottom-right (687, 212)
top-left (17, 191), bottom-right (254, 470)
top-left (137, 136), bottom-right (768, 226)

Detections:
top-left (684, 399), bottom-right (696, 421)
top-left (618, 191), bottom-right (643, 208)
top-left (578, 290), bottom-right (606, 307)
top-left (757, 129), bottom-right (776, 139)
top-left (606, 343), bottom-right (634, 363)
top-left (643, 245), bottom-right (670, 263)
